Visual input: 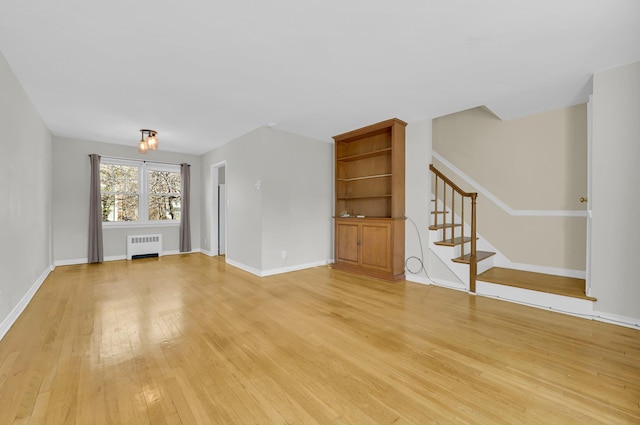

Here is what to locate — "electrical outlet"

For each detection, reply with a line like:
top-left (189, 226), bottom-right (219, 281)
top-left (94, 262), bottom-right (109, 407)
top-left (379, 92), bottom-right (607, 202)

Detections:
top-left (281, 251), bottom-right (287, 259)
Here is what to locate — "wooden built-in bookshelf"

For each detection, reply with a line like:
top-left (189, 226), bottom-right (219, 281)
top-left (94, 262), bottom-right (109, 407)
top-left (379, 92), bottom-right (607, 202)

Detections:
top-left (333, 118), bottom-right (406, 281)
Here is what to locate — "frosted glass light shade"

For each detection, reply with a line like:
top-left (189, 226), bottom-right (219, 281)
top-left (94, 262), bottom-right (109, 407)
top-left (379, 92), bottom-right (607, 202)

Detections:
top-left (147, 134), bottom-right (158, 150)
top-left (138, 138), bottom-right (149, 154)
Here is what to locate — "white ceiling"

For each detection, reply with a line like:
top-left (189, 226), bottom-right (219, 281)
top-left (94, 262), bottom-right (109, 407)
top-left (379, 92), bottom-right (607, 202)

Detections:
top-left (1, 0), bottom-right (639, 155)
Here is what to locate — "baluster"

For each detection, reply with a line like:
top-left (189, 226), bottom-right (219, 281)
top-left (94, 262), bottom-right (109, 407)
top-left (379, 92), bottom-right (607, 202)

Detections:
top-left (450, 186), bottom-right (455, 242)
top-left (461, 193), bottom-right (465, 259)
top-left (434, 176), bottom-right (439, 229)
top-left (443, 182), bottom-right (447, 240)
top-left (470, 194), bottom-right (477, 293)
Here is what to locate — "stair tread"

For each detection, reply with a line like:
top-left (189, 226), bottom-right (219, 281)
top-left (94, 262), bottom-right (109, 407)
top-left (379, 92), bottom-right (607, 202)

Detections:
top-left (477, 267), bottom-right (596, 301)
top-left (429, 223), bottom-right (462, 230)
top-left (451, 251), bottom-right (495, 263)
top-left (431, 211), bottom-right (449, 214)
top-left (434, 236), bottom-right (473, 247)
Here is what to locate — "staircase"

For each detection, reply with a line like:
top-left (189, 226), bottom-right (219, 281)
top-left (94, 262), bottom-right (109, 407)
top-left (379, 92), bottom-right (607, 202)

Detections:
top-left (429, 164), bottom-right (595, 314)
top-left (430, 164), bottom-right (496, 291)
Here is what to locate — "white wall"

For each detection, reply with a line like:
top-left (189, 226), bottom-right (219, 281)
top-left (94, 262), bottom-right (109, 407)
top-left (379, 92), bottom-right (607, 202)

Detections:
top-left (404, 118), bottom-right (435, 283)
top-left (201, 128), bottom-right (264, 271)
top-left (52, 136), bottom-right (201, 263)
top-left (201, 126), bottom-right (332, 275)
top-left (591, 61), bottom-right (640, 321)
top-left (0, 51), bottom-right (52, 336)
top-left (431, 105), bottom-right (588, 271)
top-left (433, 105), bottom-right (588, 210)
top-left (259, 127), bottom-right (333, 273)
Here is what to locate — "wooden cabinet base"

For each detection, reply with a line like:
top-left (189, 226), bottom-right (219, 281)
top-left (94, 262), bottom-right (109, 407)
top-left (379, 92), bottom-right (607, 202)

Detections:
top-left (334, 217), bottom-right (405, 282)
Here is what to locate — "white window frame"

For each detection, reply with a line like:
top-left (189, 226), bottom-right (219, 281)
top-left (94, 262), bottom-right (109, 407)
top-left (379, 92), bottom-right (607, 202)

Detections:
top-left (101, 157), bottom-right (181, 228)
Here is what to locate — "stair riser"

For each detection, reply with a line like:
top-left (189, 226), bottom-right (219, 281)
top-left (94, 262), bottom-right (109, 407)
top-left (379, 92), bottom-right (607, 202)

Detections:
top-left (434, 227), bottom-right (463, 240)
top-left (452, 243), bottom-right (471, 258)
top-left (431, 232), bottom-right (486, 262)
top-left (429, 196), bottom-right (497, 290)
top-left (433, 229), bottom-right (477, 244)
top-left (429, 233), bottom-right (495, 285)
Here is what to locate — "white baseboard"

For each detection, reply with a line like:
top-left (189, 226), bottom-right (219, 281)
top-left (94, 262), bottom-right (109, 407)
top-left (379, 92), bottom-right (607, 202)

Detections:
top-left (476, 280), bottom-right (594, 317)
top-left (161, 249), bottom-right (205, 256)
top-left (54, 256), bottom-right (125, 266)
top-left (405, 274), bottom-right (431, 286)
top-left (476, 280), bottom-right (639, 329)
top-left (225, 258), bottom-right (332, 277)
top-left (163, 249), bottom-right (205, 256)
top-left (104, 255), bottom-right (126, 262)
top-left (407, 272), bottom-right (638, 329)
top-left (54, 249), bottom-right (205, 267)
top-left (225, 258), bottom-right (263, 276)
top-left (200, 249), bottom-right (214, 256)
top-left (54, 257), bottom-right (88, 266)
top-left (261, 260), bottom-right (332, 277)
top-left (591, 311), bottom-right (640, 330)
top-left (405, 274), bottom-right (469, 292)
top-left (0, 265), bottom-right (52, 342)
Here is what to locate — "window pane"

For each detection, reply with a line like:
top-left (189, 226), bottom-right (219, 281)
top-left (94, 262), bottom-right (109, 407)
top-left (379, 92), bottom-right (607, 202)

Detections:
top-left (101, 194), bottom-right (138, 222)
top-left (101, 194), bottom-right (115, 221)
top-left (148, 170), bottom-right (181, 194)
top-left (100, 166), bottom-right (115, 191)
top-left (149, 195), bottom-right (181, 221)
top-left (100, 163), bottom-right (140, 222)
top-left (121, 176), bottom-right (138, 193)
top-left (148, 169), bottom-right (181, 221)
top-left (116, 195), bottom-right (138, 221)
top-left (101, 164), bottom-right (139, 193)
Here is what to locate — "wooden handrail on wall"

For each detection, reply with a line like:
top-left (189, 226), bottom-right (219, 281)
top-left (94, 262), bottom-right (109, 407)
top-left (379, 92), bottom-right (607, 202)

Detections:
top-left (430, 164), bottom-right (479, 292)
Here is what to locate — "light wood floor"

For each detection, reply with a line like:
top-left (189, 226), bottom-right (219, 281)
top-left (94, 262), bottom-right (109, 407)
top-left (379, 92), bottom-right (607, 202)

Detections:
top-left (0, 254), bottom-right (638, 424)
top-left (478, 267), bottom-right (597, 301)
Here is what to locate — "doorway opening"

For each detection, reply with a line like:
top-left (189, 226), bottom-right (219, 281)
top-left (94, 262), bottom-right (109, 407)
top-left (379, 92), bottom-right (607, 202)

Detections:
top-left (210, 162), bottom-right (227, 257)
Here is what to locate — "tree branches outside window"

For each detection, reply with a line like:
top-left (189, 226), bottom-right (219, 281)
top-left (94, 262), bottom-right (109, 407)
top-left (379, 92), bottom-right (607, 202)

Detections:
top-left (100, 164), bottom-right (139, 222)
top-left (148, 170), bottom-right (181, 221)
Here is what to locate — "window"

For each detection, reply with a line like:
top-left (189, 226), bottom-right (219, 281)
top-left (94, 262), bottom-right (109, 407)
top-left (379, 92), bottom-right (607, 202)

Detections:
top-left (100, 158), bottom-right (181, 225)
top-left (148, 168), bottom-right (181, 221)
top-left (100, 162), bottom-right (139, 222)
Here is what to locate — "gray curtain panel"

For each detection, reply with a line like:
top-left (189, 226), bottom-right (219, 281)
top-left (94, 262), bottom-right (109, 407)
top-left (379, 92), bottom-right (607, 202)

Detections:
top-left (88, 154), bottom-right (103, 263)
top-left (180, 163), bottom-right (191, 252)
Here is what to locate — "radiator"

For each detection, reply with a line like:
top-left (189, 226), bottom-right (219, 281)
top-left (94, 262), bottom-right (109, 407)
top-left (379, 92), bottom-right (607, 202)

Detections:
top-left (126, 234), bottom-right (162, 260)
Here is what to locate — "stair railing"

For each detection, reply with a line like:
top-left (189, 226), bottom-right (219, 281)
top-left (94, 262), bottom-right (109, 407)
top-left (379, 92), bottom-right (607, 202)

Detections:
top-left (430, 164), bottom-right (479, 292)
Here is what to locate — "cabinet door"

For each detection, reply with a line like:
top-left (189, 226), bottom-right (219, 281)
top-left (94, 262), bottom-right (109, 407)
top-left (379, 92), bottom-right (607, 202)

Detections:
top-left (336, 222), bottom-right (359, 265)
top-left (360, 222), bottom-right (391, 272)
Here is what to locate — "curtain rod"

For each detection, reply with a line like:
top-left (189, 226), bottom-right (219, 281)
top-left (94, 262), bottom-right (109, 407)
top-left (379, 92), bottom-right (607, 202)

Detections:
top-left (88, 154), bottom-right (189, 167)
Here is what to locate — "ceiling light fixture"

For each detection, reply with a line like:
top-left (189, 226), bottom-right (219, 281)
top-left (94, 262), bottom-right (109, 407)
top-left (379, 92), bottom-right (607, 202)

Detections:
top-left (138, 129), bottom-right (158, 154)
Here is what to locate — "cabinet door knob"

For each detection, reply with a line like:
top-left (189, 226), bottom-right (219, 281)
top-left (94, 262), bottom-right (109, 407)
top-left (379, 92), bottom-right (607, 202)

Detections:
top-left (580, 197), bottom-right (588, 203)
